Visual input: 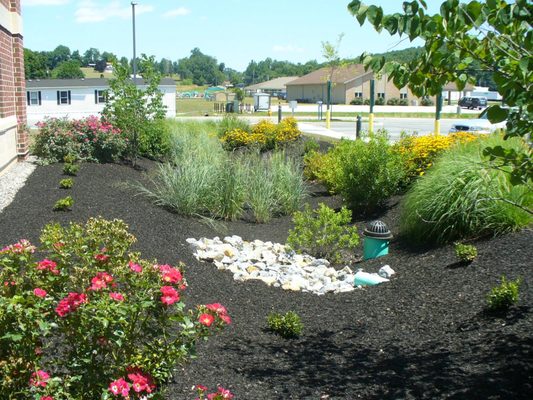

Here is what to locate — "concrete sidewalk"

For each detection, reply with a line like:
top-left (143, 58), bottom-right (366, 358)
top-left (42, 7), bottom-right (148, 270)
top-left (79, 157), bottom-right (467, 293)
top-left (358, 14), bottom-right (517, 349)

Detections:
top-left (298, 122), bottom-right (354, 141)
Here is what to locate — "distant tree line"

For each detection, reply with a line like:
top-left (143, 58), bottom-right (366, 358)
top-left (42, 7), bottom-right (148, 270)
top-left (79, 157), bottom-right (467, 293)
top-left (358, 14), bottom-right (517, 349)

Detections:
top-left (24, 44), bottom-right (496, 90)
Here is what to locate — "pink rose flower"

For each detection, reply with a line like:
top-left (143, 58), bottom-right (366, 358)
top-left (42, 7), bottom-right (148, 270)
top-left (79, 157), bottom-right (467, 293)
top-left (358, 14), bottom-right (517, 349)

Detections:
top-left (199, 313), bottom-right (215, 327)
top-left (109, 292), bottom-right (125, 302)
top-left (29, 370), bottom-right (50, 387)
top-left (160, 286), bottom-right (179, 305)
top-left (33, 288), bottom-right (47, 298)
top-left (128, 261), bottom-right (142, 273)
top-left (109, 378), bottom-right (130, 397)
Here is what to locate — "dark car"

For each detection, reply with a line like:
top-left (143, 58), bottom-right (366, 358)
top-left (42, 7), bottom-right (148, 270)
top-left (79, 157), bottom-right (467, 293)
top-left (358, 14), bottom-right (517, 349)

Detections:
top-left (458, 96), bottom-right (488, 110)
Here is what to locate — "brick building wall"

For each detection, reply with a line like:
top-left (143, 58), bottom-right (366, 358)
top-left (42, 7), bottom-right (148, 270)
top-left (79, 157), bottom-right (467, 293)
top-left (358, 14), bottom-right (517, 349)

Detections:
top-left (0, 0), bottom-right (27, 173)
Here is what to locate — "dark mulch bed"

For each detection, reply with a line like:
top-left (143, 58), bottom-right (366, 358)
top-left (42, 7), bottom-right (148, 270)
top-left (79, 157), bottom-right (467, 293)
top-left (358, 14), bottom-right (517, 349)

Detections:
top-left (1, 159), bottom-right (532, 399)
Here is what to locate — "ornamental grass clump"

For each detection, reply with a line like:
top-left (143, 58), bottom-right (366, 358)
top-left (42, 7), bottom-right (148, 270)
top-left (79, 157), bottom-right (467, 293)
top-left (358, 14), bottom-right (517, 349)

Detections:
top-left (287, 203), bottom-right (359, 263)
top-left (142, 121), bottom-right (306, 222)
top-left (400, 135), bottom-right (532, 244)
top-left (0, 218), bottom-right (230, 399)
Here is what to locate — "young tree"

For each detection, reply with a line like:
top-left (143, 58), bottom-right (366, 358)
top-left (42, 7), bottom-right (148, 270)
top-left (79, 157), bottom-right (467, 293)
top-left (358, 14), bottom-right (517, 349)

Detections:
top-left (347, 0), bottom-right (532, 186)
top-left (322, 33), bottom-right (345, 127)
top-left (102, 55), bottom-right (166, 167)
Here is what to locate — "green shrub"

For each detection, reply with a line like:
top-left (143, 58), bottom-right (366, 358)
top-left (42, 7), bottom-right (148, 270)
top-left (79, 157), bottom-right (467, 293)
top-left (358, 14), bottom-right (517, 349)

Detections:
top-left (63, 154), bottom-right (77, 164)
top-left (62, 163), bottom-right (79, 176)
top-left (487, 276), bottom-right (521, 312)
top-left (454, 243), bottom-right (478, 263)
top-left (399, 98), bottom-right (408, 106)
top-left (267, 311), bottom-right (303, 338)
top-left (421, 96), bottom-right (434, 106)
top-left (53, 196), bottom-right (74, 211)
top-left (386, 97), bottom-right (400, 105)
top-left (0, 218), bottom-right (229, 398)
top-left (303, 138), bottom-right (320, 154)
top-left (287, 203), bottom-right (359, 263)
top-left (375, 97), bottom-right (385, 105)
top-left (138, 118), bottom-right (173, 160)
top-left (350, 97), bottom-right (364, 105)
top-left (59, 178), bottom-right (74, 189)
top-left (400, 135), bottom-right (532, 244)
top-left (330, 133), bottom-right (405, 211)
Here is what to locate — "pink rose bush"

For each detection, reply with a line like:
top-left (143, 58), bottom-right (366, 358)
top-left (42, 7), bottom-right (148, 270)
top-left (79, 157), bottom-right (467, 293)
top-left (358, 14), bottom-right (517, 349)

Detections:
top-left (31, 116), bottom-right (127, 164)
top-left (0, 218), bottom-right (231, 399)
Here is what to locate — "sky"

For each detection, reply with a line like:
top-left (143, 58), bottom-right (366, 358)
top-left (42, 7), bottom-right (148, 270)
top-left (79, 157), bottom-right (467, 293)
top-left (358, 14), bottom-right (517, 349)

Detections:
top-left (22, 0), bottom-right (444, 72)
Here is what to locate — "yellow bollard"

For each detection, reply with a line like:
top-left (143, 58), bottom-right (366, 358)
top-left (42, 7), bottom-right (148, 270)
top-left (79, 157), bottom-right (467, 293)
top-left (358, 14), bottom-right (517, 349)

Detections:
top-left (434, 119), bottom-right (441, 135)
top-left (326, 110), bottom-right (331, 129)
top-left (368, 113), bottom-right (374, 133)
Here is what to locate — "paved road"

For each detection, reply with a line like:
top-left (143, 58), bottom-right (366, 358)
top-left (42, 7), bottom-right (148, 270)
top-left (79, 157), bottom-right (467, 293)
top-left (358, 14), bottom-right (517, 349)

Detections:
top-left (301, 118), bottom-right (458, 141)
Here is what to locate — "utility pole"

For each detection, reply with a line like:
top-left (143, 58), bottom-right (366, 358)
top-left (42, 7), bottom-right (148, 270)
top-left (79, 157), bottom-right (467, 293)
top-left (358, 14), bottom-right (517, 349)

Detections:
top-left (131, 2), bottom-right (137, 81)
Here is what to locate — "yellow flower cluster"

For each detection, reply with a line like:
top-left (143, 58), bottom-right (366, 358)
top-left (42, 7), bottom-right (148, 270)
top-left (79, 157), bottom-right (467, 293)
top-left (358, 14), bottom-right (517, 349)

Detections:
top-left (394, 132), bottom-right (479, 180)
top-left (221, 128), bottom-right (266, 149)
top-left (275, 117), bottom-right (302, 143)
top-left (221, 118), bottom-right (302, 150)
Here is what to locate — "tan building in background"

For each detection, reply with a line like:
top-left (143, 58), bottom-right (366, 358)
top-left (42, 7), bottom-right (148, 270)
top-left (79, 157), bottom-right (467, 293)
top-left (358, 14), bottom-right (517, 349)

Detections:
top-left (286, 64), bottom-right (423, 105)
top-left (0, 0), bottom-right (27, 174)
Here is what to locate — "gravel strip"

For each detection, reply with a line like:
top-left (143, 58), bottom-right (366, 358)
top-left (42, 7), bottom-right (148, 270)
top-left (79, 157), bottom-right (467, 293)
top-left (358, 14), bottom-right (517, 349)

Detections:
top-left (0, 157), bottom-right (38, 213)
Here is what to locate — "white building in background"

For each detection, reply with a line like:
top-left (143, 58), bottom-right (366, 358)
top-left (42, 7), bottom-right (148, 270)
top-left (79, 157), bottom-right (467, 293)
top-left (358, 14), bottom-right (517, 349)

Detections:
top-left (25, 78), bottom-right (176, 126)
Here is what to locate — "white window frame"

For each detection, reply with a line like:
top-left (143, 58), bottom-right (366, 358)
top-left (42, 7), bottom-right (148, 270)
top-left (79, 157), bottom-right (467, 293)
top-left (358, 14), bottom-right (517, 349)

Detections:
top-left (28, 91), bottom-right (41, 106)
top-left (58, 90), bottom-right (70, 105)
top-left (400, 93), bottom-right (408, 99)
top-left (377, 92), bottom-right (386, 99)
top-left (354, 92), bottom-right (363, 98)
top-left (95, 90), bottom-right (107, 104)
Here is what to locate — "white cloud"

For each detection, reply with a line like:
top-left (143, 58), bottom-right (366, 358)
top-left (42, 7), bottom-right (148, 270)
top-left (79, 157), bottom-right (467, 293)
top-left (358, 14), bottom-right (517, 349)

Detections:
top-left (163, 7), bottom-right (190, 18)
top-left (24, 0), bottom-right (69, 5)
top-left (273, 44), bottom-right (304, 53)
top-left (75, 0), bottom-right (153, 23)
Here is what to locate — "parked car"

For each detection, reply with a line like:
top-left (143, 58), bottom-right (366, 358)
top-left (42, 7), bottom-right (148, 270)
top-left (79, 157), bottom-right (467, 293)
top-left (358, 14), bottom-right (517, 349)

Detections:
top-left (449, 108), bottom-right (507, 134)
top-left (458, 96), bottom-right (488, 110)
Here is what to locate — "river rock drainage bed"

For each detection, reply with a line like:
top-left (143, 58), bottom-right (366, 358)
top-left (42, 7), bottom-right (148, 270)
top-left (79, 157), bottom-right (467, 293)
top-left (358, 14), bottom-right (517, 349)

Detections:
top-left (186, 235), bottom-right (357, 295)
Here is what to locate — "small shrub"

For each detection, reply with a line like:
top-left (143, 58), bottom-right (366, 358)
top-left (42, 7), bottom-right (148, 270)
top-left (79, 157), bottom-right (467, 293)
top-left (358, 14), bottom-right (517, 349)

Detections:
top-left (267, 311), bottom-right (303, 338)
top-left (53, 196), bottom-right (74, 211)
top-left (59, 178), bottom-right (74, 189)
top-left (62, 163), bottom-right (79, 176)
top-left (326, 133), bottom-right (406, 211)
top-left (400, 135), bottom-right (532, 244)
top-left (454, 243), bottom-right (478, 263)
top-left (386, 97), bottom-right (400, 105)
top-left (303, 150), bottom-right (326, 181)
top-left (399, 98), bottom-right (409, 106)
top-left (138, 118), bottom-right (173, 160)
top-left (421, 96), bottom-right (434, 106)
top-left (287, 203), bottom-right (359, 263)
top-left (363, 98), bottom-right (370, 105)
top-left (375, 97), bottom-right (385, 105)
top-left (195, 385), bottom-right (235, 400)
top-left (487, 276), bottom-right (521, 312)
top-left (63, 153), bottom-right (77, 164)
top-left (350, 97), bottom-right (364, 105)
top-left (303, 138), bottom-right (320, 154)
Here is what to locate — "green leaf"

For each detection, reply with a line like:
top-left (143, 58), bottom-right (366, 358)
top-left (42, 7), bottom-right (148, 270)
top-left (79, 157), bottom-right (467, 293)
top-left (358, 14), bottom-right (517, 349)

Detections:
top-left (367, 5), bottom-right (383, 26)
top-left (487, 105), bottom-right (509, 123)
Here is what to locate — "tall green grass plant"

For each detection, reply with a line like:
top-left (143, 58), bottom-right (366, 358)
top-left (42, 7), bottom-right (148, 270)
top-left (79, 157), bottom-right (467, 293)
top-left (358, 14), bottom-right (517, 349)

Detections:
top-left (140, 121), bottom-right (306, 222)
top-left (400, 135), bottom-right (532, 244)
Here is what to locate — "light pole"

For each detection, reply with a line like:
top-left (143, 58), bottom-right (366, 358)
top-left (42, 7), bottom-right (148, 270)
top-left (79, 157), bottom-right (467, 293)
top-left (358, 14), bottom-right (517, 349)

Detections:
top-left (131, 2), bottom-right (137, 81)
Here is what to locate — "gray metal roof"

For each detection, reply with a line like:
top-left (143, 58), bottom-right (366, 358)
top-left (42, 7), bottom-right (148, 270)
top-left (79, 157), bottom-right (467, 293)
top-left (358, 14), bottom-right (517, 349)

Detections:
top-left (26, 78), bottom-right (176, 89)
